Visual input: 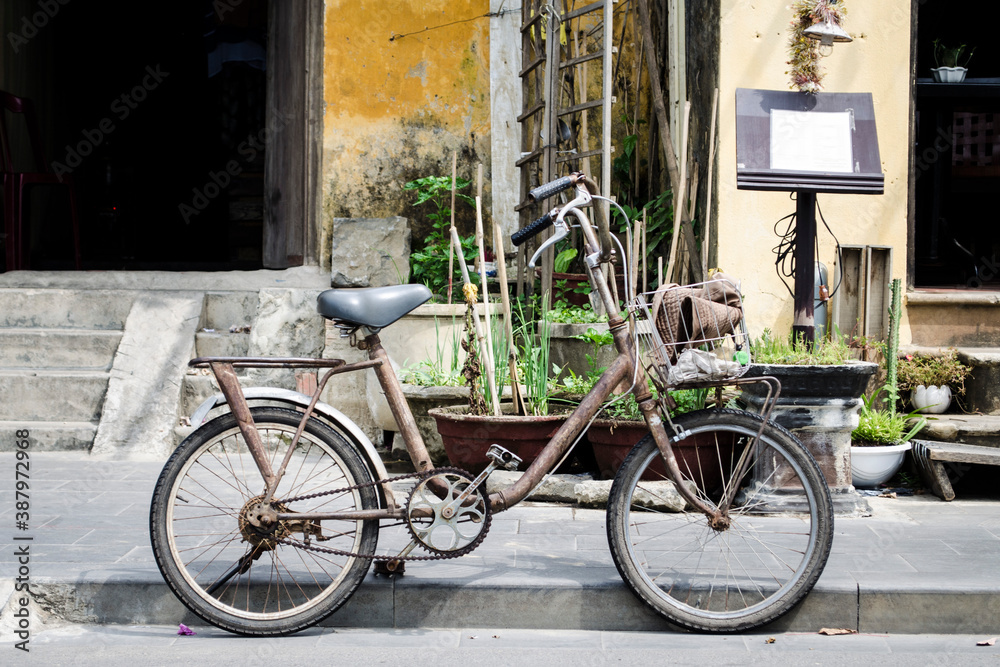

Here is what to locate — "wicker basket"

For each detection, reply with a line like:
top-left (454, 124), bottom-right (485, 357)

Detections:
top-left (629, 276), bottom-right (751, 389)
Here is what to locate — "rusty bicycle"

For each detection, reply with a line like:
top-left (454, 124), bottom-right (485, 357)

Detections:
top-left (149, 173), bottom-right (833, 636)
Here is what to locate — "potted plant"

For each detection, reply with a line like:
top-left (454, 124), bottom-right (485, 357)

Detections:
top-left (931, 39), bottom-right (974, 83)
top-left (897, 349), bottom-right (971, 414)
top-left (850, 389), bottom-right (928, 488)
top-left (740, 328), bottom-right (877, 513)
top-left (584, 388), bottom-right (738, 489)
top-left (546, 308), bottom-right (615, 382)
top-left (430, 298), bottom-right (576, 474)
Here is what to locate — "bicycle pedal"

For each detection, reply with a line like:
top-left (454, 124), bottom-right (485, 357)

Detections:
top-left (374, 559), bottom-right (405, 576)
top-left (486, 445), bottom-right (522, 471)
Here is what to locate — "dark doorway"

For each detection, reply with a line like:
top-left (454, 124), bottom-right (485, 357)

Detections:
top-left (11, 1), bottom-right (269, 270)
top-left (913, 1), bottom-right (1000, 288)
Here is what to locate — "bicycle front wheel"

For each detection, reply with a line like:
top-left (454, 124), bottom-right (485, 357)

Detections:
top-left (150, 407), bottom-right (379, 636)
top-left (607, 408), bottom-right (833, 632)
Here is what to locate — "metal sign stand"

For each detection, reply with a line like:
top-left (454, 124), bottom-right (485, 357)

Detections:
top-left (735, 88), bottom-right (884, 344)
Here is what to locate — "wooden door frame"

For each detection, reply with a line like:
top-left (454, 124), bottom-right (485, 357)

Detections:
top-left (264, 0), bottom-right (324, 268)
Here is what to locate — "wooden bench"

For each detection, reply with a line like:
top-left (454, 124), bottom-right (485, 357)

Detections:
top-left (912, 439), bottom-right (1000, 501)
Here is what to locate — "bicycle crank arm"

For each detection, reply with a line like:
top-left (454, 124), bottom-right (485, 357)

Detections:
top-left (442, 445), bottom-right (521, 518)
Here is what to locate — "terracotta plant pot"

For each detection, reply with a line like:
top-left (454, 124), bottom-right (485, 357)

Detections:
top-left (587, 419), bottom-right (736, 490)
top-left (429, 404), bottom-right (572, 475)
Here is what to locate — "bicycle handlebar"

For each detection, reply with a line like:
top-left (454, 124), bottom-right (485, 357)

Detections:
top-left (512, 172), bottom-right (613, 263)
top-left (527, 174), bottom-right (579, 203)
top-left (511, 211), bottom-right (554, 247)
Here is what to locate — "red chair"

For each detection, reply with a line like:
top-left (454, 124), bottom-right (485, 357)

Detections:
top-left (0, 91), bottom-right (81, 270)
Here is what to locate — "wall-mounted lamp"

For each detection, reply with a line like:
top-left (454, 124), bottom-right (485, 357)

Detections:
top-left (803, 18), bottom-right (852, 47)
top-left (803, 0), bottom-right (851, 57)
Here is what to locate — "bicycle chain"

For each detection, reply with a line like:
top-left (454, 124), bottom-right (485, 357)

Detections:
top-left (274, 467), bottom-right (491, 562)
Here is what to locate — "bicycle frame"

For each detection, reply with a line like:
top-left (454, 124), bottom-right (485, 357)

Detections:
top-left (188, 183), bottom-right (780, 529)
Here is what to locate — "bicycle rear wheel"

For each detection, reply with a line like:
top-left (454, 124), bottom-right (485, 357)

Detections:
top-left (150, 407), bottom-right (379, 636)
top-left (606, 408), bottom-right (833, 632)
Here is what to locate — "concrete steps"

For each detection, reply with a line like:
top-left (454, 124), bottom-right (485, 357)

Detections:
top-left (176, 292), bottom-right (258, 442)
top-left (0, 289), bottom-right (132, 451)
top-left (0, 329), bottom-right (122, 369)
top-left (918, 414), bottom-right (1000, 449)
top-left (904, 294), bottom-right (1000, 447)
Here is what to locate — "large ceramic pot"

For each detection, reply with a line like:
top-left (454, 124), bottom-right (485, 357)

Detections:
top-left (851, 442), bottom-right (912, 488)
top-left (587, 419), bottom-right (736, 490)
top-left (429, 404), bottom-right (571, 474)
top-left (741, 361), bottom-right (878, 514)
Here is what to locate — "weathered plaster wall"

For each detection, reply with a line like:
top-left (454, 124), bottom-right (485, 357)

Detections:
top-left (716, 1), bottom-right (913, 341)
top-left (320, 1), bottom-right (492, 270)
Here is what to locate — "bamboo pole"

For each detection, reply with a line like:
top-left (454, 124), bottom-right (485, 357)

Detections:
top-left (703, 88), bottom-right (719, 274)
top-left (658, 255), bottom-right (663, 288)
top-left (641, 208), bottom-right (648, 294)
top-left (493, 215), bottom-right (525, 415)
top-left (447, 152), bottom-right (457, 304)
top-left (665, 101), bottom-right (691, 283)
top-left (636, 0), bottom-right (681, 206)
top-left (475, 194), bottom-right (501, 416)
top-left (631, 216), bottom-right (641, 303)
top-left (450, 225), bottom-right (497, 416)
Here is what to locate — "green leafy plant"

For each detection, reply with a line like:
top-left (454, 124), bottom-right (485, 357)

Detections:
top-left (546, 303), bottom-right (606, 324)
top-left (752, 328), bottom-right (853, 365)
top-left (600, 386), bottom-right (708, 422)
top-left (852, 389), bottom-right (928, 447)
top-left (404, 175), bottom-right (479, 298)
top-left (553, 248), bottom-right (578, 274)
top-left (511, 297), bottom-right (556, 416)
top-left (933, 39), bottom-right (974, 68)
top-left (897, 349), bottom-right (971, 396)
top-left (398, 316), bottom-right (462, 387)
top-left (558, 327), bottom-right (614, 396)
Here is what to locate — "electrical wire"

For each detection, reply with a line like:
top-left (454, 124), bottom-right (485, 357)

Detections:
top-left (771, 193), bottom-right (845, 301)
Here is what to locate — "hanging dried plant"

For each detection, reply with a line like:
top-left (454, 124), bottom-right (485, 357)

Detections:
top-left (787, 1), bottom-right (847, 93)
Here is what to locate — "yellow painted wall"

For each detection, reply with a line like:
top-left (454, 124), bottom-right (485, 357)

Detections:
top-left (716, 2), bottom-right (913, 341)
top-left (320, 1), bottom-right (492, 269)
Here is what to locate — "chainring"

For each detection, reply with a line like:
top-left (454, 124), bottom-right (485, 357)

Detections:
top-left (405, 467), bottom-right (491, 557)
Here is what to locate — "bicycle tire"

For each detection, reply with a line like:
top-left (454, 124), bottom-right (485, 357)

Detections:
top-left (606, 408), bottom-right (833, 632)
top-left (150, 407), bottom-right (379, 636)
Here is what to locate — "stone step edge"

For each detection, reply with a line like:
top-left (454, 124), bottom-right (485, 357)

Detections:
top-left (0, 369), bottom-right (112, 378)
top-left (0, 328), bottom-right (124, 335)
top-left (0, 421), bottom-right (98, 451)
top-left (901, 345), bottom-right (1000, 365)
top-left (9, 576), bottom-right (1000, 635)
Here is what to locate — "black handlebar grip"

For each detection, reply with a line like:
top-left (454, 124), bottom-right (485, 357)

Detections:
top-left (511, 212), bottom-right (553, 246)
top-left (528, 175), bottom-right (576, 203)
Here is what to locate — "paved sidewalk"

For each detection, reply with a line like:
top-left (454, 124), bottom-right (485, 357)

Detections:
top-left (2, 453), bottom-right (1000, 635)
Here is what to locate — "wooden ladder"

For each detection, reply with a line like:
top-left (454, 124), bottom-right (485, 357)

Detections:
top-left (516, 0), bottom-right (614, 298)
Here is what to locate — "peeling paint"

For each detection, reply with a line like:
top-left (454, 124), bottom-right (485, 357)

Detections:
top-left (321, 1), bottom-right (492, 271)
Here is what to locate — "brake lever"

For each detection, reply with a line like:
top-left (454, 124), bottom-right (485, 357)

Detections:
top-left (527, 219), bottom-right (570, 269)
